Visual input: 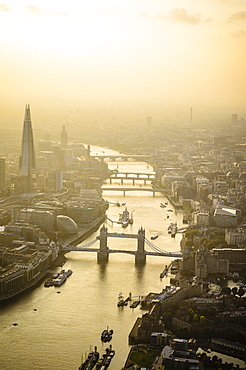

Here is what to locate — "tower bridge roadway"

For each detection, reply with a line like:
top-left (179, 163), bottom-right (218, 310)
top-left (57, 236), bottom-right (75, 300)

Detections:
top-left (61, 231), bottom-right (182, 259)
top-left (62, 246), bottom-right (182, 258)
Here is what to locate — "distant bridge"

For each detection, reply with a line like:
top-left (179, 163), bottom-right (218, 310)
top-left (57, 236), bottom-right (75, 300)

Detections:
top-left (108, 171), bottom-right (156, 185)
top-left (101, 187), bottom-right (165, 196)
top-left (61, 226), bottom-right (182, 263)
top-left (91, 154), bottom-right (153, 161)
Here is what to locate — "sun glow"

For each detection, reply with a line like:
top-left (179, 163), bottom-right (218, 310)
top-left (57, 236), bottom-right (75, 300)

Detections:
top-left (0, 0), bottom-right (245, 112)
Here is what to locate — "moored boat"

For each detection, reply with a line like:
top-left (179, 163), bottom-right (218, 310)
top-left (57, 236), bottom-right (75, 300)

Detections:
top-left (52, 269), bottom-right (73, 287)
top-left (44, 278), bottom-right (54, 287)
top-left (171, 222), bottom-right (177, 237)
top-left (101, 328), bottom-right (113, 342)
top-left (117, 292), bottom-right (128, 307)
top-left (168, 223), bottom-right (173, 233)
top-left (53, 272), bottom-right (67, 286)
top-left (130, 300), bottom-right (140, 308)
top-left (121, 208), bottom-right (130, 228)
top-left (95, 346), bottom-right (115, 370)
top-left (79, 347), bottom-right (99, 370)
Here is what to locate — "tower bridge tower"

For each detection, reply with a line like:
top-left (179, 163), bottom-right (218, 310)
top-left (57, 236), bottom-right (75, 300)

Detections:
top-left (98, 224), bottom-right (109, 261)
top-left (135, 227), bottom-right (146, 263)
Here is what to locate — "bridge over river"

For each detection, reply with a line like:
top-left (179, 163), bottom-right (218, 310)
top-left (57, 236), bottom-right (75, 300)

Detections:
top-left (62, 225), bottom-right (182, 263)
top-left (101, 187), bottom-right (166, 196)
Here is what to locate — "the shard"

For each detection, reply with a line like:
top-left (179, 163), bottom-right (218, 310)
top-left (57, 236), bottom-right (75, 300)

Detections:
top-left (18, 104), bottom-right (37, 193)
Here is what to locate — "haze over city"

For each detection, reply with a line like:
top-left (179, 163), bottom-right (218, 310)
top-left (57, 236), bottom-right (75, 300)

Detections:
top-left (0, 0), bottom-right (246, 129)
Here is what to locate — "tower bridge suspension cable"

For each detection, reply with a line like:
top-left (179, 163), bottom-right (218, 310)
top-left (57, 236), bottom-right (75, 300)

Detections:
top-left (145, 238), bottom-right (181, 256)
top-left (62, 238), bottom-right (98, 251)
top-left (61, 235), bottom-right (181, 257)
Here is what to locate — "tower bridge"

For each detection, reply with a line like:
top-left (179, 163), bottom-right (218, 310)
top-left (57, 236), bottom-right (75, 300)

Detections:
top-left (62, 225), bottom-right (182, 263)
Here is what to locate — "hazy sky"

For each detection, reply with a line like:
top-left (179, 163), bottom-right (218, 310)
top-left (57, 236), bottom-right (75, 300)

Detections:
top-left (0, 0), bottom-right (246, 117)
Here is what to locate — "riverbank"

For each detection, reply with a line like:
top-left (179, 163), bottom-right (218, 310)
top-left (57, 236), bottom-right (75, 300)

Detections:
top-left (53, 214), bottom-right (106, 266)
top-left (63, 214), bottom-right (106, 247)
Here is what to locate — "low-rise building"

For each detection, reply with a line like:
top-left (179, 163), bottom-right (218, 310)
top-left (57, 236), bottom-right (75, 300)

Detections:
top-left (213, 204), bottom-right (241, 226)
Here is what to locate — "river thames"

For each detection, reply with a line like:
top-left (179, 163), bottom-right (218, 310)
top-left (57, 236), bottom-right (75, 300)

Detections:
top-left (1, 147), bottom-right (244, 369)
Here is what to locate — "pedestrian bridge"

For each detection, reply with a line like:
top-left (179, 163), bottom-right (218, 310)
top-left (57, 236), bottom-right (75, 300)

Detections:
top-left (61, 226), bottom-right (182, 263)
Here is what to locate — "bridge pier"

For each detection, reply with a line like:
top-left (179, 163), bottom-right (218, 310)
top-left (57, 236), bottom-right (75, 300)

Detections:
top-left (135, 227), bottom-right (146, 263)
top-left (97, 225), bottom-right (109, 262)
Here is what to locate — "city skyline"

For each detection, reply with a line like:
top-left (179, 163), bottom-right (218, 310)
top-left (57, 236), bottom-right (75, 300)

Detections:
top-left (0, 0), bottom-right (245, 123)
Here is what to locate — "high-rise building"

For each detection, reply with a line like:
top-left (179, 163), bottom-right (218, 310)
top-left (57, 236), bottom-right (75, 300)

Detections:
top-left (231, 114), bottom-right (238, 126)
top-left (18, 104), bottom-right (37, 193)
top-left (60, 124), bottom-right (68, 148)
top-left (146, 116), bottom-right (152, 129)
top-left (0, 157), bottom-right (5, 193)
top-left (190, 107), bottom-right (193, 124)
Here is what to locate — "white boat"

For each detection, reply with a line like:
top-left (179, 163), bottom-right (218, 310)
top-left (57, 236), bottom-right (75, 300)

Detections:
top-left (171, 222), bottom-right (177, 237)
top-left (121, 208), bottom-right (130, 228)
top-left (53, 273), bottom-right (67, 286)
top-left (53, 269), bottom-right (72, 286)
top-left (151, 234), bottom-right (158, 240)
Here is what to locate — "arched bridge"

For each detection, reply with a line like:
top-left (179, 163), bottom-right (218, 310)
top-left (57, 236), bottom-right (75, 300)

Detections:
top-left (61, 225), bottom-right (182, 263)
top-left (108, 171), bottom-right (155, 185)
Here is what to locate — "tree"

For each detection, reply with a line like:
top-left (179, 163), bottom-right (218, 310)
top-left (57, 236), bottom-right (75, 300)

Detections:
top-left (221, 286), bottom-right (231, 295)
top-left (237, 287), bottom-right (245, 298)
top-left (232, 286), bottom-right (238, 296)
top-left (200, 315), bottom-right (206, 325)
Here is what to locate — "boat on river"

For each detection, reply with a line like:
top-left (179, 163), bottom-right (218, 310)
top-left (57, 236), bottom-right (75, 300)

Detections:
top-left (44, 278), bottom-right (54, 287)
top-left (101, 328), bottom-right (113, 342)
top-left (170, 222), bottom-right (177, 237)
top-left (95, 346), bottom-right (115, 370)
top-left (117, 292), bottom-right (128, 307)
top-left (130, 299), bottom-right (140, 308)
top-left (151, 234), bottom-right (158, 240)
top-left (121, 208), bottom-right (130, 227)
top-left (53, 269), bottom-right (73, 287)
top-left (79, 347), bottom-right (99, 370)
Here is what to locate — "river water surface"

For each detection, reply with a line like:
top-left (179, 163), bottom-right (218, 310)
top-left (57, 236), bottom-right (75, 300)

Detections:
top-left (1, 147), bottom-right (243, 369)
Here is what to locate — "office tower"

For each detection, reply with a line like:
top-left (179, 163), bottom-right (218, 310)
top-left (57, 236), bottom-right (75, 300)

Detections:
top-left (190, 107), bottom-right (193, 124)
top-left (61, 124), bottom-right (68, 148)
top-left (231, 114), bottom-right (238, 126)
top-left (146, 116), bottom-right (152, 129)
top-left (18, 104), bottom-right (37, 193)
top-left (0, 157), bottom-right (5, 193)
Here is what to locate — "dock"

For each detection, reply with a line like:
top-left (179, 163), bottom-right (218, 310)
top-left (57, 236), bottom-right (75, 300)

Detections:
top-left (160, 262), bottom-right (172, 278)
